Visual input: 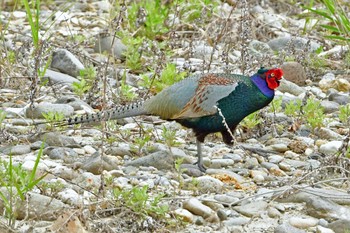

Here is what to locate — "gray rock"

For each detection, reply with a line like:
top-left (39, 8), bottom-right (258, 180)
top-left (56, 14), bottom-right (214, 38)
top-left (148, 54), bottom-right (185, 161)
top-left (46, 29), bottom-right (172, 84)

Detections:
top-left (214, 194), bottom-right (240, 205)
top-left (319, 141), bottom-right (342, 155)
top-left (44, 147), bottom-right (78, 160)
top-left (30, 141), bottom-right (48, 150)
top-left (268, 36), bottom-right (321, 52)
top-left (278, 79), bottom-right (305, 96)
top-left (316, 225), bottom-right (335, 233)
top-left (223, 217), bottom-right (250, 226)
top-left (268, 143), bottom-right (289, 153)
top-left (94, 35), bottom-right (126, 60)
top-left (195, 176), bottom-right (224, 193)
top-left (0, 188), bottom-right (67, 221)
top-left (233, 200), bottom-right (268, 217)
top-left (274, 223), bottom-right (306, 233)
top-left (57, 188), bottom-right (82, 205)
top-left (328, 219), bottom-right (350, 233)
top-left (180, 164), bottom-right (203, 177)
top-left (283, 159), bottom-right (308, 168)
top-left (289, 216), bottom-right (318, 229)
top-left (269, 155), bottom-right (284, 164)
top-left (281, 62), bottom-right (307, 86)
top-left (209, 158), bottom-right (234, 168)
top-left (329, 93), bottom-right (350, 105)
top-left (267, 206), bottom-right (282, 218)
top-left (125, 150), bottom-right (174, 170)
top-left (25, 102), bottom-right (74, 119)
top-left (261, 162), bottom-right (279, 170)
top-left (306, 196), bottom-right (350, 220)
top-left (316, 127), bottom-right (342, 140)
top-left (3, 144), bottom-right (31, 155)
top-left (50, 49), bottom-right (85, 77)
top-left (55, 96), bottom-right (93, 111)
top-left (223, 153), bottom-right (243, 162)
top-left (42, 69), bottom-right (79, 89)
top-left (217, 209), bottom-right (228, 221)
top-left (82, 153), bottom-right (119, 174)
top-left (244, 157), bottom-right (260, 169)
top-left (277, 187), bottom-right (350, 206)
top-left (173, 208), bottom-right (194, 223)
top-left (320, 100), bottom-right (339, 113)
top-left (106, 146), bottom-right (133, 156)
top-left (30, 132), bottom-right (78, 147)
top-left (183, 198), bottom-right (216, 219)
top-left (309, 86), bottom-right (327, 99)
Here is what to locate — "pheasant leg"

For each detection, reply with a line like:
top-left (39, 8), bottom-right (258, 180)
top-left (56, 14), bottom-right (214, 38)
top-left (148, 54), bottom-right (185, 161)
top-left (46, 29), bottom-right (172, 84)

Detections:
top-left (196, 139), bottom-right (206, 172)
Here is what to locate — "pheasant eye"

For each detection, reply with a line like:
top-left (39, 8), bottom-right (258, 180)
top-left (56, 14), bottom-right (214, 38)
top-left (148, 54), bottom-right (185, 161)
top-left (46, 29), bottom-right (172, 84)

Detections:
top-left (270, 73), bottom-right (275, 78)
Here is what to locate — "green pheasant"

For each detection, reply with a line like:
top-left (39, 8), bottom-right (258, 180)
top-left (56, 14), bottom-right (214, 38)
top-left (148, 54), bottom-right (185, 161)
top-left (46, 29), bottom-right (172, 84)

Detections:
top-left (64, 68), bottom-right (283, 171)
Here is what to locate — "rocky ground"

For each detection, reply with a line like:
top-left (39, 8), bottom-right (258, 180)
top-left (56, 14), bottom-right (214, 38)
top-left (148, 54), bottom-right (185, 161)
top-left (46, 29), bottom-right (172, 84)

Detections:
top-left (1, 0), bottom-right (350, 233)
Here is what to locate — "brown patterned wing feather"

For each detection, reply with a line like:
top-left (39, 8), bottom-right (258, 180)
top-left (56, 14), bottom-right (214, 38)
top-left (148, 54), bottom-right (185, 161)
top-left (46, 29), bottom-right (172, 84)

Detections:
top-left (172, 74), bottom-right (238, 119)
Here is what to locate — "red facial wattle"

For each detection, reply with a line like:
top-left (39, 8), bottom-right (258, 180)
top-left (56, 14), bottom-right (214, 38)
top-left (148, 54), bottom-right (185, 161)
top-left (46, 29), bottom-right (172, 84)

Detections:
top-left (266, 68), bottom-right (283, 90)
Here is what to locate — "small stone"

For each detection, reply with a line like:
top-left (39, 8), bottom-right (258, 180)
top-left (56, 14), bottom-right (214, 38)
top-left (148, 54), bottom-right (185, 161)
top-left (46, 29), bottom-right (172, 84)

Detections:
top-left (223, 153), bottom-right (243, 162)
top-left (94, 35), bottom-right (127, 60)
top-left (3, 144), bottom-right (31, 155)
top-left (250, 170), bottom-right (267, 183)
top-left (267, 206), bottom-right (281, 218)
top-left (329, 92), bottom-right (350, 105)
top-left (209, 158), bottom-right (234, 168)
top-left (278, 162), bottom-right (292, 171)
top-left (214, 194), bottom-right (240, 205)
top-left (50, 49), bottom-right (85, 77)
top-left (43, 69), bottom-right (79, 89)
top-left (195, 176), bottom-right (224, 193)
top-left (0, 188), bottom-right (67, 221)
top-left (233, 201), bottom-right (268, 217)
top-left (55, 96), bottom-right (93, 111)
top-left (82, 153), bottom-right (119, 174)
top-left (319, 141), bottom-right (342, 155)
top-left (125, 151), bottom-right (174, 170)
top-left (261, 162), bottom-right (279, 170)
top-left (25, 102), bottom-right (74, 119)
top-left (289, 216), bottom-right (318, 229)
top-left (45, 147), bottom-right (78, 160)
top-left (57, 189), bottom-right (82, 205)
top-left (22, 160), bottom-right (48, 173)
top-left (217, 209), bottom-right (228, 221)
top-left (30, 141), bottom-right (49, 150)
top-left (183, 198), bottom-right (216, 219)
top-left (278, 79), bottom-right (305, 96)
top-left (288, 140), bottom-right (308, 154)
top-left (275, 223), bottom-right (306, 233)
top-left (281, 62), bottom-right (307, 86)
top-left (268, 155), bottom-right (284, 164)
top-left (321, 100), bottom-right (340, 114)
top-left (268, 36), bottom-right (321, 52)
top-left (173, 208), bottom-right (194, 222)
top-left (328, 219), bottom-right (350, 233)
top-left (269, 143), bottom-right (289, 153)
top-left (316, 127), bottom-right (342, 140)
top-left (83, 145), bottom-right (96, 154)
top-left (245, 157), bottom-right (260, 169)
top-left (223, 217), bottom-right (251, 226)
top-left (316, 226), bottom-right (335, 233)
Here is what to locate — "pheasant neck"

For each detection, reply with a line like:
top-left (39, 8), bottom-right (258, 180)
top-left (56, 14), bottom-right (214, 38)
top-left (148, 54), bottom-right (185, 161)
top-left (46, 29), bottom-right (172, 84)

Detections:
top-left (251, 74), bottom-right (275, 98)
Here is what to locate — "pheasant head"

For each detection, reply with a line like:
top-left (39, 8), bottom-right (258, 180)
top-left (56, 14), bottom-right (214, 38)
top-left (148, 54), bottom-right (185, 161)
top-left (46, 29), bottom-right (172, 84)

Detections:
top-left (265, 68), bottom-right (283, 90)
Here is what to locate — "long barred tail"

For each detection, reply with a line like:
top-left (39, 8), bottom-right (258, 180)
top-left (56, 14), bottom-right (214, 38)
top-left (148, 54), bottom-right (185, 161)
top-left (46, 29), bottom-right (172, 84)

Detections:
top-left (61, 101), bottom-right (147, 126)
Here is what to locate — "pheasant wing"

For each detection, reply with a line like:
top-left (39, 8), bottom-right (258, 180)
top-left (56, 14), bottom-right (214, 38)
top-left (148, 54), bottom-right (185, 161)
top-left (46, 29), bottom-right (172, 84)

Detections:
top-left (172, 74), bottom-right (238, 119)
